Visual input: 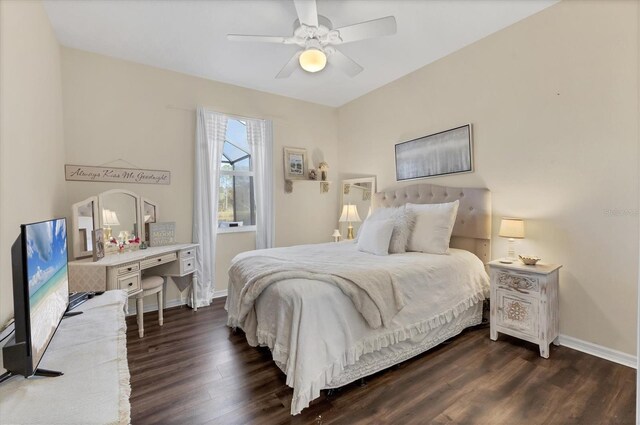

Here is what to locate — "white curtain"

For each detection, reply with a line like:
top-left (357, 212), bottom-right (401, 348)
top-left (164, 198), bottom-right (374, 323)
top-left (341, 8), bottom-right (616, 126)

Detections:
top-left (192, 107), bottom-right (228, 307)
top-left (246, 119), bottom-right (274, 249)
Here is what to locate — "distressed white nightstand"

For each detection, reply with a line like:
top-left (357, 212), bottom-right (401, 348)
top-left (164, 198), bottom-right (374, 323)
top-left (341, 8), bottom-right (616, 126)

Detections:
top-left (488, 260), bottom-right (562, 358)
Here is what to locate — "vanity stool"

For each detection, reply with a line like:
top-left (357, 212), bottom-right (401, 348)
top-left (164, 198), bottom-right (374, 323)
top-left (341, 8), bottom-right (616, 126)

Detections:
top-left (135, 275), bottom-right (165, 338)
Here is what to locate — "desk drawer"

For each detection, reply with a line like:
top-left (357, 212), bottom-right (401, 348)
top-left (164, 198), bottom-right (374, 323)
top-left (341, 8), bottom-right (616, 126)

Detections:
top-left (117, 272), bottom-right (140, 294)
top-left (141, 253), bottom-right (177, 270)
top-left (117, 263), bottom-right (140, 276)
top-left (180, 248), bottom-right (195, 258)
top-left (181, 257), bottom-right (195, 274)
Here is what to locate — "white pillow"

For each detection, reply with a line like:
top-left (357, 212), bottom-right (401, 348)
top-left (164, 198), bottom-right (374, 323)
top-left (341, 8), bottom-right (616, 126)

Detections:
top-left (406, 200), bottom-right (459, 254)
top-left (357, 219), bottom-right (395, 256)
top-left (360, 206), bottom-right (416, 253)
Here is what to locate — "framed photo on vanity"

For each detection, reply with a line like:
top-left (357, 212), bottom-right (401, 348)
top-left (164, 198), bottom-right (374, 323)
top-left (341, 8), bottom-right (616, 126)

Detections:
top-left (283, 147), bottom-right (308, 180)
top-left (92, 228), bottom-right (105, 262)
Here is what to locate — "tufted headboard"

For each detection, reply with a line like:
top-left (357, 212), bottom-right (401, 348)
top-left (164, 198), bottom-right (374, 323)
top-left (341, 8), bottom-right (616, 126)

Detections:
top-left (374, 183), bottom-right (491, 263)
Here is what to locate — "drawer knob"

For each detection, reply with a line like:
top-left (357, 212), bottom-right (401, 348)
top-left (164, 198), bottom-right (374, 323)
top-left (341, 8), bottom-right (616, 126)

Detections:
top-left (187, 263), bottom-right (191, 267)
top-left (127, 267), bottom-right (132, 272)
top-left (128, 282), bottom-right (133, 287)
top-left (158, 258), bottom-right (162, 262)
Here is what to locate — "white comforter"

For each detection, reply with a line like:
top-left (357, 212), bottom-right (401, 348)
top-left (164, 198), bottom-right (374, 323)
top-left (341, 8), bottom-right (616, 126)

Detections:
top-left (226, 242), bottom-right (489, 415)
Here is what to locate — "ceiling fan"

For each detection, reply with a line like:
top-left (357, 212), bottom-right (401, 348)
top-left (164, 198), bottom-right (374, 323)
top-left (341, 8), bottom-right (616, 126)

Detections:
top-left (227, 0), bottom-right (397, 78)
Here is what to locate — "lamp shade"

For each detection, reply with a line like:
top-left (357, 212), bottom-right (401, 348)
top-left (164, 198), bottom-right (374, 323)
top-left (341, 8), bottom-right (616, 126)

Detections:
top-left (499, 218), bottom-right (524, 239)
top-left (299, 48), bottom-right (327, 73)
top-left (102, 209), bottom-right (120, 226)
top-left (332, 229), bottom-right (342, 238)
top-left (339, 204), bottom-right (362, 223)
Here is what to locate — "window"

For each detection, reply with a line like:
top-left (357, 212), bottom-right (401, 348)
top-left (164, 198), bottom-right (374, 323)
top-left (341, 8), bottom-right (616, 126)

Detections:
top-left (218, 119), bottom-right (256, 229)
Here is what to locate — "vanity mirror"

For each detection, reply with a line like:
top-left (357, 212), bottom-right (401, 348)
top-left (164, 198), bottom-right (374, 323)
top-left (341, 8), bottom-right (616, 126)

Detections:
top-left (71, 197), bottom-right (99, 259)
top-left (339, 177), bottom-right (376, 239)
top-left (71, 189), bottom-right (158, 259)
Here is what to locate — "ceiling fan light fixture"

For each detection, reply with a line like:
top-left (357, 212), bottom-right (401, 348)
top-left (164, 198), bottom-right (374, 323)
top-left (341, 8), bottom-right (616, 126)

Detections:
top-left (299, 48), bottom-right (327, 73)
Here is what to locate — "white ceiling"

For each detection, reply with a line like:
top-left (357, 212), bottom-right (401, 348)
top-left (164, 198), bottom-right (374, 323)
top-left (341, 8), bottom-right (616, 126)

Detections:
top-left (43, 0), bottom-right (557, 107)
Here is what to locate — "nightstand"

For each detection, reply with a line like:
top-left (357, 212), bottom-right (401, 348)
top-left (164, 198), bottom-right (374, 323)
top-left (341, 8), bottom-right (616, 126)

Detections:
top-left (488, 260), bottom-right (562, 358)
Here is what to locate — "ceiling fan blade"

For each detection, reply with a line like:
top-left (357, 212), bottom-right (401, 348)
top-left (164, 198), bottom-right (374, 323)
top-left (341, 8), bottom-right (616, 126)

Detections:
top-left (276, 51), bottom-right (303, 79)
top-left (333, 16), bottom-right (397, 44)
top-left (329, 49), bottom-right (363, 77)
top-left (227, 34), bottom-right (293, 44)
top-left (293, 0), bottom-right (318, 27)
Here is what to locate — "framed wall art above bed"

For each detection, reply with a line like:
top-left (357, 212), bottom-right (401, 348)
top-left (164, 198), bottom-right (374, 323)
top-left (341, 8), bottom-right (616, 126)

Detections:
top-left (395, 124), bottom-right (473, 181)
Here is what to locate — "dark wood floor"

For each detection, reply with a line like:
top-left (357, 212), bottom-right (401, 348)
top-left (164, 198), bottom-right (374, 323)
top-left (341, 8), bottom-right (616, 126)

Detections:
top-left (126, 298), bottom-right (636, 424)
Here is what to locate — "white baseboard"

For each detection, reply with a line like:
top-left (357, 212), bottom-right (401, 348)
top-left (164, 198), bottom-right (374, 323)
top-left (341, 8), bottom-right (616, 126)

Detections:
top-left (558, 334), bottom-right (637, 369)
top-left (125, 289), bottom-right (228, 316)
top-left (212, 289), bottom-right (228, 299)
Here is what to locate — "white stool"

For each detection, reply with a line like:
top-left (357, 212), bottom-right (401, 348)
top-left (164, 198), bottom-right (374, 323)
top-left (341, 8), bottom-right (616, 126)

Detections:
top-left (135, 275), bottom-right (165, 338)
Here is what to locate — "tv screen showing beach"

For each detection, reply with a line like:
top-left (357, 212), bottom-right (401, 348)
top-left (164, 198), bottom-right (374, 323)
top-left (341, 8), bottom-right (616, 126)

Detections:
top-left (25, 218), bottom-right (69, 369)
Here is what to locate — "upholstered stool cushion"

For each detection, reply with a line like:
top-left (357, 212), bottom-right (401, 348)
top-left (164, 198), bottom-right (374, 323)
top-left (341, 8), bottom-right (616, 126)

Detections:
top-left (141, 275), bottom-right (164, 291)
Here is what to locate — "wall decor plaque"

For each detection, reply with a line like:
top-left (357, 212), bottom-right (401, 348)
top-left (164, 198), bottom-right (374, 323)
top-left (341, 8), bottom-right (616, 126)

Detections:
top-left (65, 164), bottom-right (171, 185)
top-left (148, 222), bottom-right (176, 247)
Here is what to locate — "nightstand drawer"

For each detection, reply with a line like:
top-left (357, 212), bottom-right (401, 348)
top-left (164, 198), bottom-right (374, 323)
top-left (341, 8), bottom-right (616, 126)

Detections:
top-left (496, 270), bottom-right (539, 294)
top-left (117, 272), bottom-right (140, 294)
top-left (496, 291), bottom-right (538, 338)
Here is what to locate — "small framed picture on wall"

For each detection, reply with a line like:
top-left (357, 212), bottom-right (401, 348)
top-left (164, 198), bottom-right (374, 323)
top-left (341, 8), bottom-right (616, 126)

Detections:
top-left (283, 147), bottom-right (308, 180)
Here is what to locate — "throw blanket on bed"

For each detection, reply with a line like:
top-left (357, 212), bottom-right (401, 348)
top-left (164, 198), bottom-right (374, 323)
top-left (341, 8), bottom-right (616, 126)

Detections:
top-left (229, 246), bottom-right (407, 329)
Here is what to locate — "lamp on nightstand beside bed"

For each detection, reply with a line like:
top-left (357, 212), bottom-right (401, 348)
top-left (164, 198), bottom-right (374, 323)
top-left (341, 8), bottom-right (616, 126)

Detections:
top-left (499, 217), bottom-right (525, 263)
top-left (339, 204), bottom-right (361, 240)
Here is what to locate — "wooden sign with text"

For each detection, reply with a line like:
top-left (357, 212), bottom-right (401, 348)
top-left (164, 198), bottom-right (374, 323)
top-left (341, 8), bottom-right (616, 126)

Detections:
top-left (65, 164), bottom-right (171, 185)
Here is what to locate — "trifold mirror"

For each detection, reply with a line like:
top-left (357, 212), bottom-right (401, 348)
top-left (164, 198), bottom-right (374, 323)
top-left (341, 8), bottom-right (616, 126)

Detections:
top-left (70, 189), bottom-right (159, 259)
top-left (339, 177), bottom-right (376, 240)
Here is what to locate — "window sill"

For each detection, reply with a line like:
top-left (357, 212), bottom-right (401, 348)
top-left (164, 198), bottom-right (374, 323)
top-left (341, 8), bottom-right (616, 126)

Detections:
top-left (217, 225), bottom-right (257, 234)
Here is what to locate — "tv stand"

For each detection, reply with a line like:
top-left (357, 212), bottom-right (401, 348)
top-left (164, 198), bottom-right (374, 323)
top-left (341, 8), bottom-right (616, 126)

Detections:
top-left (33, 368), bottom-right (63, 377)
top-left (0, 291), bottom-right (130, 423)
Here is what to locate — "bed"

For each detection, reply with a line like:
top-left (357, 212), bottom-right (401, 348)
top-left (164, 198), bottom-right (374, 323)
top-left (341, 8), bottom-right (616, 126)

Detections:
top-left (226, 183), bottom-right (491, 415)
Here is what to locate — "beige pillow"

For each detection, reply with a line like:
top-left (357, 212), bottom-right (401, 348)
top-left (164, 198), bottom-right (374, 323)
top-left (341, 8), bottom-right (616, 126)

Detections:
top-left (357, 219), bottom-right (395, 256)
top-left (406, 200), bottom-right (459, 254)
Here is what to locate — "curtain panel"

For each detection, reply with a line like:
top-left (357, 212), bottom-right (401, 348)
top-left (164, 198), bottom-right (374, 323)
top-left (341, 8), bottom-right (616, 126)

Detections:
top-left (192, 107), bottom-right (227, 307)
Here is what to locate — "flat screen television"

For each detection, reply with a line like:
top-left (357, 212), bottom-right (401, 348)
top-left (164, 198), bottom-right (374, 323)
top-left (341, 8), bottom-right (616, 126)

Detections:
top-left (1, 218), bottom-right (69, 380)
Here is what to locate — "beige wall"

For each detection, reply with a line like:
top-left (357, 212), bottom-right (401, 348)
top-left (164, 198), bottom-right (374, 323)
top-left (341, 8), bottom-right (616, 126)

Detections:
top-left (0, 1), bottom-right (67, 327)
top-left (337, 0), bottom-right (639, 355)
top-left (60, 48), bottom-right (339, 305)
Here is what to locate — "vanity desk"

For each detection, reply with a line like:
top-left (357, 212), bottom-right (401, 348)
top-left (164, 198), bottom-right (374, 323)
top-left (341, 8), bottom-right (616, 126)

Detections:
top-left (68, 243), bottom-right (199, 310)
top-left (69, 188), bottom-right (200, 311)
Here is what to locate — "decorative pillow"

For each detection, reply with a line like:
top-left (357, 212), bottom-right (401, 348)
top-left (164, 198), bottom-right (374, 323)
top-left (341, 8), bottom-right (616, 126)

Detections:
top-left (358, 206), bottom-right (416, 253)
top-left (357, 219), bottom-right (395, 256)
top-left (406, 200), bottom-right (460, 254)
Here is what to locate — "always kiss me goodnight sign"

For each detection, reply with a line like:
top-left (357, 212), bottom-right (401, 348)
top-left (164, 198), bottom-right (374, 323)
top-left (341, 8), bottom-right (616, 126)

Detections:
top-left (65, 164), bottom-right (171, 185)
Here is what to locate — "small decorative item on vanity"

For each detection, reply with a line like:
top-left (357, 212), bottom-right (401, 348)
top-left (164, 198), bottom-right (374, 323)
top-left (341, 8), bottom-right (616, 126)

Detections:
top-left (332, 229), bottom-right (342, 242)
top-left (102, 209), bottom-right (120, 240)
top-left (339, 204), bottom-right (361, 240)
top-left (308, 168), bottom-right (318, 180)
top-left (498, 217), bottom-right (524, 263)
top-left (519, 255), bottom-right (541, 265)
top-left (148, 222), bottom-right (176, 247)
top-left (318, 161), bottom-right (329, 181)
top-left (92, 228), bottom-right (105, 262)
top-left (488, 260), bottom-right (562, 358)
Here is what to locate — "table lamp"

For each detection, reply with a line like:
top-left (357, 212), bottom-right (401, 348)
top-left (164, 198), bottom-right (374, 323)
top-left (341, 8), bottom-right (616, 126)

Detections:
top-left (332, 229), bottom-right (342, 242)
top-left (102, 209), bottom-right (120, 240)
top-left (339, 204), bottom-right (361, 240)
top-left (499, 217), bottom-right (524, 263)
